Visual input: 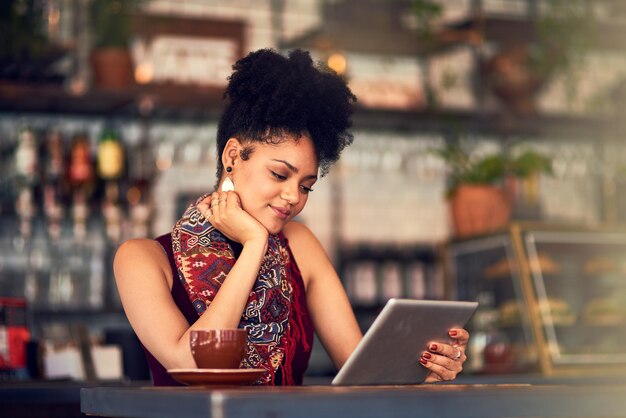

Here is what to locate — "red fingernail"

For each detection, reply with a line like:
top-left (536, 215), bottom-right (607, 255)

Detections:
top-left (430, 344), bottom-right (438, 351)
top-left (423, 352), bottom-right (432, 360)
top-left (419, 358), bottom-right (428, 365)
top-left (450, 330), bottom-right (458, 337)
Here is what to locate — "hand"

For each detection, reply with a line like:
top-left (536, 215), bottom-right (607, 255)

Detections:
top-left (420, 328), bottom-right (470, 383)
top-left (197, 191), bottom-right (269, 249)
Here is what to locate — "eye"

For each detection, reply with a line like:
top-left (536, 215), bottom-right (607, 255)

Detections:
top-left (271, 171), bottom-right (287, 180)
top-left (300, 185), bottom-right (314, 194)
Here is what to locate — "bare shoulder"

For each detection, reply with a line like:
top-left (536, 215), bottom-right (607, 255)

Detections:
top-left (283, 221), bottom-right (322, 252)
top-left (283, 221), bottom-right (330, 288)
top-left (113, 238), bottom-right (171, 285)
top-left (115, 238), bottom-right (166, 264)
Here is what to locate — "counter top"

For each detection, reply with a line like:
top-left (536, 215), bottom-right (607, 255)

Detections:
top-left (81, 383), bottom-right (626, 418)
top-left (0, 380), bottom-right (149, 418)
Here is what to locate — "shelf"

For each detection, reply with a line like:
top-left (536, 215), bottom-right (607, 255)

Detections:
top-left (446, 15), bottom-right (626, 52)
top-left (0, 82), bottom-right (133, 115)
top-left (352, 107), bottom-right (618, 138)
top-left (1, 80), bottom-right (621, 138)
top-left (0, 81), bottom-right (225, 119)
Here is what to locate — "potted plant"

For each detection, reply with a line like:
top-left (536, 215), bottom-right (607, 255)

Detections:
top-left (481, 0), bottom-right (594, 115)
top-left (0, 0), bottom-right (67, 82)
top-left (89, 0), bottom-right (145, 89)
top-left (436, 141), bottom-right (552, 237)
top-left (410, 0), bottom-right (443, 38)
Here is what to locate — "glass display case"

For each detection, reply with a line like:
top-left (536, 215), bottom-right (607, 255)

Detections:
top-left (447, 222), bottom-right (626, 376)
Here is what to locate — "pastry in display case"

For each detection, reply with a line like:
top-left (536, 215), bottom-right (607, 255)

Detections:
top-left (447, 222), bottom-right (626, 376)
top-left (582, 297), bottom-right (625, 326)
top-left (524, 226), bottom-right (626, 369)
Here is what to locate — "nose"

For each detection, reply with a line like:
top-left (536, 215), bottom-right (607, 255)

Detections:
top-left (281, 181), bottom-right (300, 206)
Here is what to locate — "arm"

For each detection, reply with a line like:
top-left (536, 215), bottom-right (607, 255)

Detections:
top-left (114, 237), bottom-right (266, 370)
top-left (282, 222), bottom-right (470, 382)
top-left (283, 222), bottom-right (362, 370)
top-left (114, 238), bottom-right (195, 370)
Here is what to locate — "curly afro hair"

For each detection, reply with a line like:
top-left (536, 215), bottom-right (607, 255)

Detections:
top-left (215, 48), bottom-right (356, 179)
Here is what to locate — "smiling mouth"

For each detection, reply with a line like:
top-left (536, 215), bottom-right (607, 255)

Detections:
top-left (270, 206), bottom-right (291, 220)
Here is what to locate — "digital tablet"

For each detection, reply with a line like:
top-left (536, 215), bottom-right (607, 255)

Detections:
top-left (332, 298), bottom-right (478, 386)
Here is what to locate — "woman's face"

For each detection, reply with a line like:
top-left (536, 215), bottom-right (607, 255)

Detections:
top-left (229, 134), bottom-right (318, 235)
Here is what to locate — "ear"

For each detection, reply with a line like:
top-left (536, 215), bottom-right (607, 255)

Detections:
top-left (221, 137), bottom-right (242, 170)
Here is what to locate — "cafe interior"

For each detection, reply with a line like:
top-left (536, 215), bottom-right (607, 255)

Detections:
top-left (1, 0), bottom-right (626, 417)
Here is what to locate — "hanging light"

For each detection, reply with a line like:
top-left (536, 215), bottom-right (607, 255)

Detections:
top-left (134, 62), bottom-right (154, 84)
top-left (327, 52), bottom-right (347, 75)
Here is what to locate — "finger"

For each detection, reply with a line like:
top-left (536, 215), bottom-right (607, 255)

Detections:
top-left (218, 194), bottom-right (226, 207)
top-left (422, 351), bottom-right (462, 373)
top-left (197, 201), bottom-right (210, 216)
top-left (419, 358), bottom-right (458, 381)
top-left (205, 193), bottom-right (220, 221)
top-left (449, 328), bottom-right (470, 346)
top-left (197, 195), bottom-right (213, 213)
top-left (217, 195), bottom-right (229, 220)
top-left (201, 208), bottom-right (213, 220)
top-left (428, 342), bottom-right (464, 360)
top-left (210, 193), bottom-right (221, 210)
top-left (197, 206), bottom-right (213, 221)
top-left (225, 191), bottom-right (241, 209)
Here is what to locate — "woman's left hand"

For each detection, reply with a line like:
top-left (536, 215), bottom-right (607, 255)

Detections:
top-left (421, 328), bottom-right (470, 383)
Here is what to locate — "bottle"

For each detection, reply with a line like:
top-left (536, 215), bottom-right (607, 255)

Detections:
top-left (97, 128), bottom-right (125, 181)
top-left (97, 128), bottom-right (126, 242)
top-left (71, 190), bottom-right (89, 242)
top-left (127, 127), bottom-right (155, 203)
top-left (68, 133), bottom-right (94, 193)
top-left (15, 188), bottom-right (35, 240)
top-left (43, 129), bottom-right (65, 185)
top-left (14, 127), bottom-right (39, 188)
top-left (126, 126), bottom-right (155, 238)
top-left (42, 129), bottom-right (67, 237)
top-left (63, 236), bottom-right (89, 309)
top-left (87, 229), bottom-right (106, 310)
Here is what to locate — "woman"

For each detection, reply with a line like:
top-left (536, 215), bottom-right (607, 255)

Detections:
top-left (114, 48), bottom-right (469, 386)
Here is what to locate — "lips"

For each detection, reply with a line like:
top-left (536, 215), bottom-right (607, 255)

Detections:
top-left (270, 205), bottom-right (291, 220)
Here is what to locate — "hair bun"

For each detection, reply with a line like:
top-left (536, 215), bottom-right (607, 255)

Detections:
top-left (216, 48), bottom-right (355, 178)
top-left (225, 48), bottom-right (299, 102)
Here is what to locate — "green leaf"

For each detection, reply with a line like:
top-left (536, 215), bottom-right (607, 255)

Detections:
top-left (90, 0), bottom-right (147, 49)
top-left (433, 142), bottom-right (553, 195)
top-left (470, 155), bottom-right (507, 184)
top-left (511, 150), bottom-right (553, 178)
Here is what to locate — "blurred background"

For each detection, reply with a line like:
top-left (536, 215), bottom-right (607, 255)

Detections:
top-left (1, 0), bottom-right (626, 385)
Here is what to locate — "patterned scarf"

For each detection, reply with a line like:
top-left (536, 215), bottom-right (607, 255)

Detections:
top-left (171, 193), bottom-right (305, 385)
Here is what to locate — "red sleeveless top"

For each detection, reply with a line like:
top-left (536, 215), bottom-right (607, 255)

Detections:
top-left (140, 233), bottom-right (314, 386)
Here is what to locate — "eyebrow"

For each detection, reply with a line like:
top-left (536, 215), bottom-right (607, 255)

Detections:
top-left (271, 159), bottom-right (318, 180)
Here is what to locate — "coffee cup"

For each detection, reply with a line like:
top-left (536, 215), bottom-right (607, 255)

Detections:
top-left (190, 329), bottom-right (248, 369)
